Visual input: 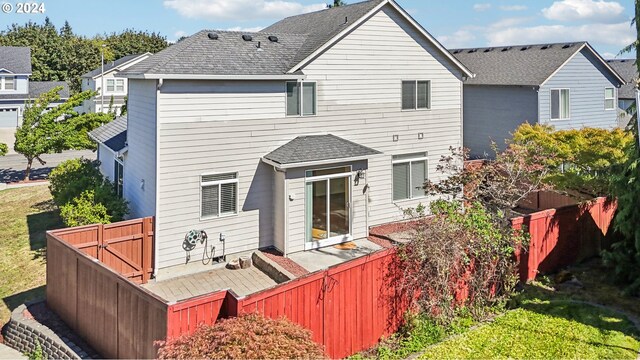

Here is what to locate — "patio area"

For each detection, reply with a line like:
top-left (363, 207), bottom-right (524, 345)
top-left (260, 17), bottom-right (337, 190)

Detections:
top-left (288, 238), bottom-right (383, 273)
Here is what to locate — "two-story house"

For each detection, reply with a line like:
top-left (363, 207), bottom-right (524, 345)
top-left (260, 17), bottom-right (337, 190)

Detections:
top-left (0, 46), bottom-right (69, 153)
top-left (80, 53), bottom-right (151, 115)
top-left (606, 59), bottom-right (637, 127)
top-left (103, 0), bottom-right (472, 279)
top-left (450, 42), bottom-right (625, 158)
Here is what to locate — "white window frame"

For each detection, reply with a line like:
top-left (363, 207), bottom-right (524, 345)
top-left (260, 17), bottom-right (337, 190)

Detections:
top-left (105, 78), bottom-right (125, 94)
top-left (0, 76), bottom-right (16, 91)
top-left (199, 172), bottom-right (239, 220)
top-left (285, 81), bottom-right (317, 117)
top-left (401, 80), bottom-right (431, 111)
top-left (392, 153), bottom-right (428, 202)
top-left (604, 87), bottom-right (615, 111)
top-left (114, 156), bottom-right (124, 198)
top-left (550, 88), bottom-right (570, 120)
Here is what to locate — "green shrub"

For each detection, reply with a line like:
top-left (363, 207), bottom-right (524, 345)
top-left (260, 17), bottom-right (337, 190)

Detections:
top-left (157, 313), bottom-right (326, 360)
top-left (50, 158), bottom-right (128, 225)
top-left (49, 158), bottom-right (103, 206)
top-left (0, 142), bottom-right (7, 156)
top-left (60, 190), bottom-right (112, 226)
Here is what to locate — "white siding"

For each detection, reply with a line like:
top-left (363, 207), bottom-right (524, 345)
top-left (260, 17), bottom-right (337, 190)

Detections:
top-left (151, 4), bottom-right (464, 271)
top-left (123, 79), bottom-right (156, 219)
top-left (539, 48), bottom-right (619, 129)
top-left (97, 144), bottom-right (115, 181)
top-left (273, 169), bottom-right (286, 253)
top-left (463, 85), bottom-right (538, 158)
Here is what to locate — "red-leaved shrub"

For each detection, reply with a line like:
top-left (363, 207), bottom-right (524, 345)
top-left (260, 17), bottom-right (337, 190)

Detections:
top-left (156, 313), bottom-right (326, 359)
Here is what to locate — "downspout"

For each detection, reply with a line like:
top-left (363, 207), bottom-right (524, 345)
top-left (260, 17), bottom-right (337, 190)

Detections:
top-left (153, 78), bottom-right (163, 278)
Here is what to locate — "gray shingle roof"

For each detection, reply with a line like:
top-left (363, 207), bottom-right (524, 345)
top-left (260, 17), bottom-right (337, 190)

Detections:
top-left (0, 81), bottom-right (69, 101)
top-left (451, 42), bottom-right (589, 86)
top-left (120, 30), bottom-right (308, 77)
top-left (81, 53), bottom-right (148, 78)
top-left (0, 46), bottom-right (31, 74)
top-left (88, 116), bottom-right (127, 152)
top-left (263, 0), bottom-right (385, 68)
top-left (606, 59), bottom-right (636, 99)
top-left (263, 134), bottom-right (381, 166)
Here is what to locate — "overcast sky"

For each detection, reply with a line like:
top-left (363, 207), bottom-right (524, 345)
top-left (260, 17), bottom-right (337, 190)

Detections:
top-left (1, 0), bottom-right (635, 58)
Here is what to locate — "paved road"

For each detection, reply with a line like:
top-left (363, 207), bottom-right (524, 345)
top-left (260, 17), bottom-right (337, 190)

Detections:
top-left (0, 150), bottom-right (96, 183)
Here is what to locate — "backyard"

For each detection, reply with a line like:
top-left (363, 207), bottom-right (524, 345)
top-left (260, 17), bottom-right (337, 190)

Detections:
top-left (0, 185), bottom-right (61, 325)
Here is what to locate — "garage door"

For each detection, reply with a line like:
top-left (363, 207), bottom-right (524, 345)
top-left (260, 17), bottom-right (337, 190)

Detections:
top-left (0, 108), bottom-right (18, 128)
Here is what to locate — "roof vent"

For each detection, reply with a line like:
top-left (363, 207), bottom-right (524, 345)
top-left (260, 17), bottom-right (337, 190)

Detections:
top-left (242, 34), bottom-right (253, 41)
top-left (207, 32), bottom-right (219, 40)
top-left (268, 35), bottom-right (278, 42)
top-left (452, 49), bottom-right (462, 54)
top-left (541, 44), bottom-right (553, 50)
top-left (344, 16), bottom-right (348, 24)
top-left (256, 41), bottom-right (263, 51)
top-left (562, 43), bottom-right (574, 49)
top-left (501, 46), bottom-right (512, 52)
top-left (468, 48), bottom-right (478, 53)
top-left (483, 48), bottom-right (494, 53)
top-left (520, 46), bottom-right (531, 51)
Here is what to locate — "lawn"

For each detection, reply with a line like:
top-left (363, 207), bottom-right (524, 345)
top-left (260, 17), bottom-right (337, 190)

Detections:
top-left (420, 299), bottom-right (640, 359)
top-left (0, 185), bottom-right (62, 325)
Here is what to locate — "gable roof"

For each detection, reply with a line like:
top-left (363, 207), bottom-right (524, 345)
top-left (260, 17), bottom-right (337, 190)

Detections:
top-left (0, 81), bottom-right (69, 101)
top-left (0, 46), bottom-right (31, 74)
top-left (88, 115), bottom-right (127, 152)
top-left (263, 134), bottom-right (381, 168)
top-left (451, 42), bottom-right (623, 86)
top-left (81, 53), bottom-right (151, 79)
top-left (120, 0), bottom-right (471, 79)
top-left (606, 59), bottom-right (637, 100)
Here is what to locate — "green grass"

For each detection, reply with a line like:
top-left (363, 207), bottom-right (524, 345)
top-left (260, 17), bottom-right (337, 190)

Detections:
top-left (420, 299), bottom-right (640, 359)
top-left (0, 185), bottom-right (62, 325)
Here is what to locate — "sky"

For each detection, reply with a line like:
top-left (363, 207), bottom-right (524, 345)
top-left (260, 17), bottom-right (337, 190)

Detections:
top-left (0, 0), bottom-right (635, 59)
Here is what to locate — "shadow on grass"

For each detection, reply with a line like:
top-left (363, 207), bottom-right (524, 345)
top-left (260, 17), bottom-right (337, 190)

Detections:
top-left (2, 285), bottom-right (46, 315)
top-left (26, 200), bottom-right (63, 261)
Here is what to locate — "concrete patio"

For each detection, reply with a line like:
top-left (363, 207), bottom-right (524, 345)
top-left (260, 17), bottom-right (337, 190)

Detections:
top-left (288, 238), bottom-right (383, 273)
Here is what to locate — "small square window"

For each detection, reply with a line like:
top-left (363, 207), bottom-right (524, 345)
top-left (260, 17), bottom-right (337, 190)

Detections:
top-left (392, 153), bottom-right (428, 201)
top-left (201, 173), bottom-right (238, 218)
top-left (402, 80), bottom-right (430, 110)
top-left (286, 81), bottom-right (316, 116)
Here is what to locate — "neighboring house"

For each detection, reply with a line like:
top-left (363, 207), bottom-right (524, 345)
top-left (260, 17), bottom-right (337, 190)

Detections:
top-left (116, 0), bottom-right (473, 278)
top-left (0, 46), bottom-right (69, 153)
top-left (80, 53), bottom-right (151, 115)
top-left (450, 42), bottom-right (625, 159)
top-left (88, 115), bottom-right (126, 197)
top-left (606, 59), bottom-right (637, 127)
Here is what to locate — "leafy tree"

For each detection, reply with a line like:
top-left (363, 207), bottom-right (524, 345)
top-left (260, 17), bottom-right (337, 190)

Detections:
top-left (327, 0), bottom-right (347, 8)
top-left (602, 0), bottom-right (640, 296)
top-left (510, 123), bottom-right (632, 197)
top-left (103, 29), bottom-right (168, 60)
top-left (0, 143), bottom-right (7, 156)
top-left (120, 96), bottom-right (128, 116)
top-left (60, 190), bottom-right (112, 227)
top-left (14, 86), bottom-right (111, 180)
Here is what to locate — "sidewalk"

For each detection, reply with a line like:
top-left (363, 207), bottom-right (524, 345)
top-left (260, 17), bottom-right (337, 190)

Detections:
top-left (0, 343), bottom-right (25, 359)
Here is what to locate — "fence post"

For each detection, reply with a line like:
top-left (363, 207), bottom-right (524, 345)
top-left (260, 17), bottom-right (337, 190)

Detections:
top-left (142, 217), bottom-right (152, 283)
top-left (97, 224), bottom-right (104, 262)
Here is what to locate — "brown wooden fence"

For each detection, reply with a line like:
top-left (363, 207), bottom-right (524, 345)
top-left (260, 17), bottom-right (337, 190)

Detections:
top-left (512, 196), bottom-right (616, 281)
top-left (51, 217), bottom-right (154, 283)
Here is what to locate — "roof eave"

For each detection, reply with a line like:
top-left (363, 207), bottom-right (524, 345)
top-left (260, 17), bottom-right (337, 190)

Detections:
top-left (86, 53), bottom-right (154, 79)
top-left (117, 73), bottom-right (307, 80)
top-left (262, 154), bottom-right (379, 170)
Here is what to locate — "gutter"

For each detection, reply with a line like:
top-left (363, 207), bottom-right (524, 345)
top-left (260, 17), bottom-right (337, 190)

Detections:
top-left (116, 73), bottom-right (306, 81)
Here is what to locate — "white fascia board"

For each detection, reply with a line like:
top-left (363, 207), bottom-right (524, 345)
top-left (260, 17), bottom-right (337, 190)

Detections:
top-left (262, 155), bottom-right (374, 170)
top-left (117, 73), bottom-right (306, 80)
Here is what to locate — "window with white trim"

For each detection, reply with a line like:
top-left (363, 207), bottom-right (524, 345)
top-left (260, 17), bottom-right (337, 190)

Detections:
top-left (286, 81), bottom-right (316, 116)
top-left (0, 76), bottom-right (15, 91)
top-left (201, 173), bottom-right (238, 218)
top-left (604, 87), bottom-right (615, 110)
top-left (401, 80), bottom-right (430, 110)
top-left (550, 89), bottom-right (570, 120)
top-left (392, 153), bottom-right (428, 201)
top-left (106, 78), bottom-right (124, 93)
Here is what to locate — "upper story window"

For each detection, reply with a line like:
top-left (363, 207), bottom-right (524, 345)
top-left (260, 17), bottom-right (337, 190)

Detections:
top-left (201, 172), bottom-right (238, 218)
top-left (604, 87), bottom-right (615, 110)
top-left (392, 152), bottom-right (428, 201)
top-left (286, 81), bottom-right (316, 116)
top-left (402, 80), bottom-right (430, 110)
top-left (0, 76), bottom-right (15, 91)
top-left (550, 89), bottom-right (570, 120)
top-left (106, 78), bottom-right (125, 93)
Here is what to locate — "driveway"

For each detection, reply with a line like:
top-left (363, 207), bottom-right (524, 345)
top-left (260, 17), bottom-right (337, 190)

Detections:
top-left (0, 150), bottom-right (96, 183)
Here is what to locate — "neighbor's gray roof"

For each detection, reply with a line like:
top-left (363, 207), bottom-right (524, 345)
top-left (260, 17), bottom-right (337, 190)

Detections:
top-left (81, 53), bottom-right (148, 78)
top-left (0, 46), bottom-right (31, 74)
top-left (263, 0), bottom-right (385, 68)
top-left (0, 81), bottom-right (69, 101)
top-left (88, 115), bottom-right (127, 152)
top-left (606, 59), bottom-right (636, 99)
top-left (120, 30), bottom-right (308, 77)
top-left (263, 134), bottom-right (381, 166)
top-left (451, 42), bottom-right (593, 86)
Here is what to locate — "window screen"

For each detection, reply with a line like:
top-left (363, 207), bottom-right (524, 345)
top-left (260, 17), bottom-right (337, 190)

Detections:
top-left (302, 82), bottom-right (316, 115)
top-left (402, 81), bottom-right (416, 110)
top-left (392, 153), bottom-right (428, 201)
top-left (604, 87), bottom-right (615, 110)
top-left (417, 81), bottom-right (430, 109)
top-left (286, 82), bottom-right (300, 116)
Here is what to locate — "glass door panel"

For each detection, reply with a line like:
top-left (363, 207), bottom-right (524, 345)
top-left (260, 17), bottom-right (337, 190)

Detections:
top-left (310, 180), bottom-right (328, 241)
top-left (329, 177), bottom-right (349, 238)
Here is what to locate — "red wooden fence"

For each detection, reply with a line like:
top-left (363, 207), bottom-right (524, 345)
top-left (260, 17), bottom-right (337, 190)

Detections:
top-left (512, 197), bottom-right (616, 281)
